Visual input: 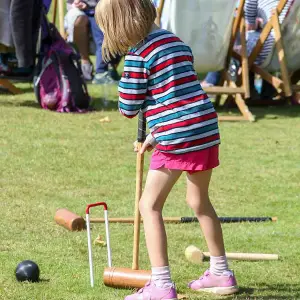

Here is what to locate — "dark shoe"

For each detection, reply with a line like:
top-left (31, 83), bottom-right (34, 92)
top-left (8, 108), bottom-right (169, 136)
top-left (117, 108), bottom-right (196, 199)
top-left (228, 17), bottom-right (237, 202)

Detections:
top-left (109, 66), bottom-right (121, 81)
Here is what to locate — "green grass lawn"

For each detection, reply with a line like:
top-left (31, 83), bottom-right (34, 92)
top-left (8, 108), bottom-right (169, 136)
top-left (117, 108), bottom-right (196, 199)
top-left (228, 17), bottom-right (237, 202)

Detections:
top-left (1, 81), bottom-right (300, 300)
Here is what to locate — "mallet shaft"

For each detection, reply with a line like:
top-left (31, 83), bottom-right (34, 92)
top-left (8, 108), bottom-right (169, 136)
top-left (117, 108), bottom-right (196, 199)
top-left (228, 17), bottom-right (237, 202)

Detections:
top-left (203, 252), bottom-right (279, 261)
top-left (90, 216), bottom-right (277, 224)
top-left (132, 112), bottom-right (146, 270)
top-left (185, 245), bottom-right (279, 264)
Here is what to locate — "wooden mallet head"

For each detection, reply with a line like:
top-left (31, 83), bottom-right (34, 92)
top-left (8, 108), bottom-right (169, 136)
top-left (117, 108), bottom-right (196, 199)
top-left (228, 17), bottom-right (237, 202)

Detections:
top-left (185, 245), bottom-right (205, 264)
top-left (54, 209), bottom-right (86, 231)
top-left (103, 267), bottom-right (151, 289)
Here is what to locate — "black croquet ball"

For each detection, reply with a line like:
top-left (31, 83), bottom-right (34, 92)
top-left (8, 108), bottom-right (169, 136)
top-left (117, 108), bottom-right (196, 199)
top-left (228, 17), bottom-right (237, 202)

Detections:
top-left (15, 260), bottom-right (40, 282)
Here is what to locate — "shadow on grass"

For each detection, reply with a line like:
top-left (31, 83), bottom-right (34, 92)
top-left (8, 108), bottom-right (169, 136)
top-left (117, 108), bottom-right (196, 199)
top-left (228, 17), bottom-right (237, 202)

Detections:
top-left (1, 92), bottom-right (299, 117)
top-left (215, 105), bottom-right (300, 121)
top-left (39, 278), bottom-right (50, 283)
top-left (0, 97), bottom-right (119, 112)
top-left (184, 283), bottom-right (300, 299)
top-left (230, 283), bottom-right (300, 299)
top-left (0, 99), bottom-right (40, 109)
top-left (0, 85), bottom-right (34, 94)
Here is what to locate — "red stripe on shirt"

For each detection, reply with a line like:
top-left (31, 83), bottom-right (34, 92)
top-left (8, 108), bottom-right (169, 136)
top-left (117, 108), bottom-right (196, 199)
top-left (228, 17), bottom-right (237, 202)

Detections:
top-left (156, 134), bottom-right (220, 151)
top-left (139, 36), bottom-right (181, 57)
top-left (119, 92), bottom-right (145, 101)
top-left (152, 111), bottom-right (217, 133)
top-left (151, 75), bottom-right (199, 96)
top-left (122, 72), bottom-right (148, 79)
top-left (145, 95), bottom-right (208, 118)
top-left (151, 56), bottom-right (193, 74)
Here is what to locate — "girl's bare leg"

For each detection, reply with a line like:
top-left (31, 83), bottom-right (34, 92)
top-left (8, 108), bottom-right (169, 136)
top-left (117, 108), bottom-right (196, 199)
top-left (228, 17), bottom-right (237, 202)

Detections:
top-left (186, 170), bottom-right (225, 256)
top-left (139, 168), bottom-right (182, 267)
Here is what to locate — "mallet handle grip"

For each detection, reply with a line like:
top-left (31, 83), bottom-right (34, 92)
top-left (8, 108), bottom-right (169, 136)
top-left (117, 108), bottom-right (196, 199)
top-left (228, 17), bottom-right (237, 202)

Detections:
top-left (203, 252), bottom-right (279, 261)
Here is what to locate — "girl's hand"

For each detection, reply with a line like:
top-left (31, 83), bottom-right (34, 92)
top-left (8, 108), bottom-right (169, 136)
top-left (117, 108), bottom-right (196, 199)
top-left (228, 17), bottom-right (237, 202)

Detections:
top-left (133, 134), bottom-right (157, 154)
top-left (133, 140), bottom-right (154, 154)
top-left (140, 141), bottom-right (154, 154)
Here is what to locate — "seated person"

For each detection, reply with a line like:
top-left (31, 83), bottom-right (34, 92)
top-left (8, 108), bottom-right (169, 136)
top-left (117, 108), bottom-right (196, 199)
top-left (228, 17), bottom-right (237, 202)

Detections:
top-left (65, 0), bottom-right (120, 83)
top-left (201, 0), bottom-right (293, 99)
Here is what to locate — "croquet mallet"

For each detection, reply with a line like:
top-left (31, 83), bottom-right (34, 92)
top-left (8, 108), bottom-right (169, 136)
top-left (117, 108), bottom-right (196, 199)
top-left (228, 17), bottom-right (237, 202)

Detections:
top-left (185, 245), bottom-right (279, 264)
top-left (102, 112), bottom-right (151, 288)
top-left (89, 216), bottom-right (278, 224)
top-left (54, 208), bottom-right (277, 231)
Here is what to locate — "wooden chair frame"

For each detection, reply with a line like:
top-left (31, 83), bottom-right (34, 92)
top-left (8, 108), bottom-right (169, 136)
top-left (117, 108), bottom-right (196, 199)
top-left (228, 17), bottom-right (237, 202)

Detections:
top-left (0, 78), bottom-right (22, 94)
top-left (156, 0), bottom-right (255, 121)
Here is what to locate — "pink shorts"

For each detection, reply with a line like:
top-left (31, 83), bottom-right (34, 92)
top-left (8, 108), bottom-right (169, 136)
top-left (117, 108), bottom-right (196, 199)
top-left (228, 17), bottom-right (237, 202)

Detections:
top-left (150, 145), bottom-right (219, 174)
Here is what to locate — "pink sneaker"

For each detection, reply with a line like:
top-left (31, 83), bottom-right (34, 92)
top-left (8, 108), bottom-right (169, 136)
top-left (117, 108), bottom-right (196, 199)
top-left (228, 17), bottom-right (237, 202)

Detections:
top-left (124, 281), bottom-right (178, 300)
top-left (188, 270), bottom-right (239, 295)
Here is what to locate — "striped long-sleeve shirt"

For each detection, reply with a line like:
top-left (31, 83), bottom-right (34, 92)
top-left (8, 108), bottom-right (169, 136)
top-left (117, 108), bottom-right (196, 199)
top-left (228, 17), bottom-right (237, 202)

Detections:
top-left (118, 29), bottom-right (220, 155)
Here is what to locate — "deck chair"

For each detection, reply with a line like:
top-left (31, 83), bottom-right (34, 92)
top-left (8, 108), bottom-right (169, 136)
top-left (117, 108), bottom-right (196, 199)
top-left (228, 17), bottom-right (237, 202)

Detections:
top-left (157, 0), bottom-right (255, 121)
top-left (244, 0), bottom-right (300, 102)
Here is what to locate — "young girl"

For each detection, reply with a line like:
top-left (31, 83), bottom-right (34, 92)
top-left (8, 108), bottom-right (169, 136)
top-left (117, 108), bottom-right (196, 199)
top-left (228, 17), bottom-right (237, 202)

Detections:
top-left (96, 1), bottom-right (239, 299)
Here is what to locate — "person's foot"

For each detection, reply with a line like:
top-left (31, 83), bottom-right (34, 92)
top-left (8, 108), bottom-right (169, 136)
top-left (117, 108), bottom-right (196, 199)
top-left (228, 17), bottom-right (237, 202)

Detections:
top-left (188, 269), bottom-right (239, 295)
top-left (92, 71), bottom-right (116, 85)
top-left (124, 281), bottom-right (178, 300)
top-left (81, 62), bottom-right (93, 81)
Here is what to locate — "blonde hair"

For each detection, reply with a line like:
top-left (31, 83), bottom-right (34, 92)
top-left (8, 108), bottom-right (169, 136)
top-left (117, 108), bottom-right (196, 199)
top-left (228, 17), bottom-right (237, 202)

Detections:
top-left (95, 0), bottom-right (157, 61)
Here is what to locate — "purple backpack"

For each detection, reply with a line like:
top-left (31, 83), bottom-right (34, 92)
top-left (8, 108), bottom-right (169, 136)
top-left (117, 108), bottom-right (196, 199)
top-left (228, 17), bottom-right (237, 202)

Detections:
top-left (34, 22), bottom-right (91, 112)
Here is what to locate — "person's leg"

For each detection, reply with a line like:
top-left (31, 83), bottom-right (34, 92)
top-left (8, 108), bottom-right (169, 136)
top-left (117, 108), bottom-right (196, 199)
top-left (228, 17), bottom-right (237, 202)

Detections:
top-left (88, 16), bottom-right (107, 74)
top-left (89, 16), bottom-right (120, 83)
top-left (186, 170), bottom-right (238, 295)
top-left (202, 72), bottom-right (221, 87)
top-left (65, 8), bottom-right (93, 81)
top-left (73, 14), bottom-right (93, 80)
top-left (186, 170), bottom-right (225, 256)
top-left (73, 15), bottom-right (90, 63)
top-left (10, 0), bottom-right (42, 68)
top-left (255, 36), bottom-right (277, 100)
top-left (260, 79), bottom-right (277, 99)
top-left (125, 168), bottom-right (181, 300)
top-left (140, 168), bottom-right (182, 267)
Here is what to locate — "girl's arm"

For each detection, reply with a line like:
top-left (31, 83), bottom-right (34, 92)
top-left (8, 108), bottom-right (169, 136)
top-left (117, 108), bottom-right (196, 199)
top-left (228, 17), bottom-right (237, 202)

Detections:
top-left (244, 0), bottom-right (258, 31)
top-left (118, 54), bottom-right (149, 118)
